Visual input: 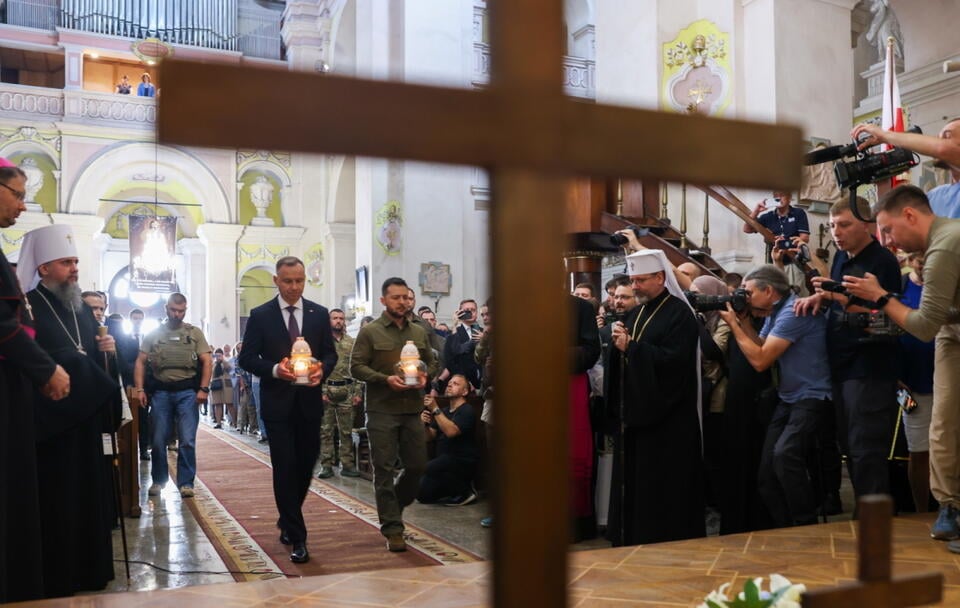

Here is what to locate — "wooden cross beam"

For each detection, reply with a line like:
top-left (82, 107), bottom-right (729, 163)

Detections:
top-left (802, 495), bottom-right (943, 608)
top-left (156, 2), bottom-right (802, 607)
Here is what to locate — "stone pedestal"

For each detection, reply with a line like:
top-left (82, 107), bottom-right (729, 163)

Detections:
top-left (855, 58), bottom-right (904, 117)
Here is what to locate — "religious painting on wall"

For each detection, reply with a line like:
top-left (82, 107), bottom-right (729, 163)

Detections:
top-left (304, 243), bottom-right (324, 287)
top-left (419, 262), bottom-right (452, 297)
top-left (661, 20), bottom-right (731, 116)
top-left (375, 200), bottom-right (403, 255)
top-left (129, 215), bottom-right (177, 292)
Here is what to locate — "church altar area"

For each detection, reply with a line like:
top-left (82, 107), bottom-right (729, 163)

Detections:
top-left (13, 513), bottom-right (956, 607)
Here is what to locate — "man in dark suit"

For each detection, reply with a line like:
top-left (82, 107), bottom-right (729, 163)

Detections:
top-left (239, 256), bottom-right (336, 564)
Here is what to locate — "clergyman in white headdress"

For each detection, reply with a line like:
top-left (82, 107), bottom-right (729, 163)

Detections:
top-left (604, 248), bottom-right (705, 547)
top-left (17, 223), bottom-right (119, 595)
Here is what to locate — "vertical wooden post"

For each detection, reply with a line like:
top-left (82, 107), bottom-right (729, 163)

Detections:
top-left (489, 2), bottom-right (569, 607)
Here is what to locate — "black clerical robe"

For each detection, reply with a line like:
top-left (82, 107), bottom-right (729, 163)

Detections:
top-left (27, 283), bottom-right (117, 597)
top-left (0, 249), bottom-right (57, 603)
top-left (605, 289), bottom-right (705, 546)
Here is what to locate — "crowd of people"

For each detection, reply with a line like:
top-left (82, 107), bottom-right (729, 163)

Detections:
top-left (2, 115), bottom-right (960, 601)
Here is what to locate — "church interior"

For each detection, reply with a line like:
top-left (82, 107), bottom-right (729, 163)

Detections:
top-left (3, 0), bottom-right (960, 606)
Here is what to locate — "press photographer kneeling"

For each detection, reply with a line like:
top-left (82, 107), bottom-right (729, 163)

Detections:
top-left (843, 185), bottom-right (960, 542)
top-left (417, 374), bottom-right (479, 506)
top-left (794, 196), bottom-right (901, 503)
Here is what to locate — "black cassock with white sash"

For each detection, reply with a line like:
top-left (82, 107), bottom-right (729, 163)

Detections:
top-left (605, 289), bottom-right (706, 546)
top-left (27, 283), bottom-right (118, 597)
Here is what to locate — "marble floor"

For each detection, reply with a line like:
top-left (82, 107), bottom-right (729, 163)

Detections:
top-left (20, 512), bottom-right (958, 607)
top-left (28, 421), bottom-right (900, 606)
top-left (103, 418), bottom-right (500, 595)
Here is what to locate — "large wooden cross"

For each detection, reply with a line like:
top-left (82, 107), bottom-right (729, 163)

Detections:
top-left (157, 2), bottom-right (801, 606)
top-left (802, 495), bottom-right (942, 608)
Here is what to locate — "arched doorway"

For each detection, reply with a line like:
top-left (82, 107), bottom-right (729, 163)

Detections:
top-left (239, 267), bottom-right (275, 337)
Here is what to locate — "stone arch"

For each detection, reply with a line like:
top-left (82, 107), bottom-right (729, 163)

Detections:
top-left (564, 0), bottom-right (594, 58)
top-left (328, 0), bottom-right (357, 76)
top-left (0, 144), bottom-right (60, 213)
top-left (66, 141), bottom-right (231, 223)
top-left (238, 264), bottom-right (276, 319)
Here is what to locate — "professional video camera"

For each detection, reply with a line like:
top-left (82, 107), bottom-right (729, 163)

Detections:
top-left (837, 310), bottom-right (903, 342)
top-left (816, 280), bottom-right (902, 342)
top-left (685, 288), bottom-right (749, 313)
top-left (803, 126), bottom-right (922, 222)
top-left (610, 225), bottom-right (650, 247)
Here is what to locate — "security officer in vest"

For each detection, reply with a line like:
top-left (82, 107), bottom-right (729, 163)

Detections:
top-left (317, 308), bottom-right (362, 479)
top-left (134, 293), bottom-right (212, 499)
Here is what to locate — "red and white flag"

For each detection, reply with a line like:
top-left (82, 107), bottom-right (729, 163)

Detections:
top-left (881, 38), bottom-right (905, 187)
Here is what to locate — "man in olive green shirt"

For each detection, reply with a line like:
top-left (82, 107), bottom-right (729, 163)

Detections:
top-left (351, 277), bottom-right (439, 552)
top-left (843, 185), bottom-right (960, 543)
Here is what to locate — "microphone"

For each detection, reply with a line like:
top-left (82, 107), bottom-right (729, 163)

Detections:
top-left (944, 60), bottom-right (960, 73)
top-left (804, 144), bottom-right (851, 165)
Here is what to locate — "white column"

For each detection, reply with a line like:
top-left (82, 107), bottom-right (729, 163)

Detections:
top-left (60, 44), bottom-right (85, 90)
top-left (282, 0), bottom-right (328, 73)
top-left (91, 232), bottom-right (112, 293)
top-left (49, 213), bottom-right (105, 292)
top-left (594, 0), bottom-right (660, 109)
top-left (197, 224), bottom-right (245, 347)
top-left (742, 0), bottom-right (859, 144)
top-left (179, 238), bottom-right (206, 328)
top-left (322, 221), bottom-right (357, 313)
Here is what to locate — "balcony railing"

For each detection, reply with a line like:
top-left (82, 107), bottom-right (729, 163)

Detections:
top-left (472, 42), bottom-right (595, 99)
top-left (3, 0), bottom-right (283, 61)
top-left (0, 82), bottom-right (159, 129)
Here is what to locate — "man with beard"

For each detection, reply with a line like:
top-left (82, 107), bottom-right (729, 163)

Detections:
top-left (317, 308), bottom-right (361, 479)
top-left (135, 293), bottom-right (212, 499)
top-left (0, 161), bottom-right (69, 603)
top-left (351, 277), bottom-right (438, 552)
top-left (17, 224), bottom-right (118, 597)
top-left (606, 249), bottom-right (704, 546)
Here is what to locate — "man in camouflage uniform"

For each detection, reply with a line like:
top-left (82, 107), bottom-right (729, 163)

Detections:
top-left (317, 308), bottom-right (362, 478)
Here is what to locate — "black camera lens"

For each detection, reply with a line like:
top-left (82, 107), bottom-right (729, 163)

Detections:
top-left (609, 225), bottom-right (650, 247)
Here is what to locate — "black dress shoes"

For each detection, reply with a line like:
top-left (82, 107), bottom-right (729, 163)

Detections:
top-left (279, 530), bottom-right (292, 545)
top-left (290, 542), bottom-right (309, 564)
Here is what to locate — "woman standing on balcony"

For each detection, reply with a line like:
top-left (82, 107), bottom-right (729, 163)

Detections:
top-left (116, 75), bottom-right (131, 95)
top-left (137, 73), bottom-right (156, 97)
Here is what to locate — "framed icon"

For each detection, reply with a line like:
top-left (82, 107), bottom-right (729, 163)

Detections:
top-left (419, 262), bottom-right (451, 296)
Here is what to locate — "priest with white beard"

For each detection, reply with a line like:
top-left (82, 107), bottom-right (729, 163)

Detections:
top-left (17, 224), bottom-right (119, 598)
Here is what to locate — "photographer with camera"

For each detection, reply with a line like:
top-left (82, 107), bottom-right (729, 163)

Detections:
top-left (852, 118), bottom-right (960, 218)
top-left (438, 299), bottom-right (483, 391)
top-left (743, 191), bottom-right (812, 294)
top-left (794, 196), bottom-right (901, 505)
top-left (842, 185), bottom-right (960, 541)
top-left (719, 266), bottom-right (831, 528)
top-left (743, 191), bottom-right (811, 246)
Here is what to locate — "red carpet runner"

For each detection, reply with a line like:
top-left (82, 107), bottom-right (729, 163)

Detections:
top-left (179, 426), bottom-right (479, 581)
